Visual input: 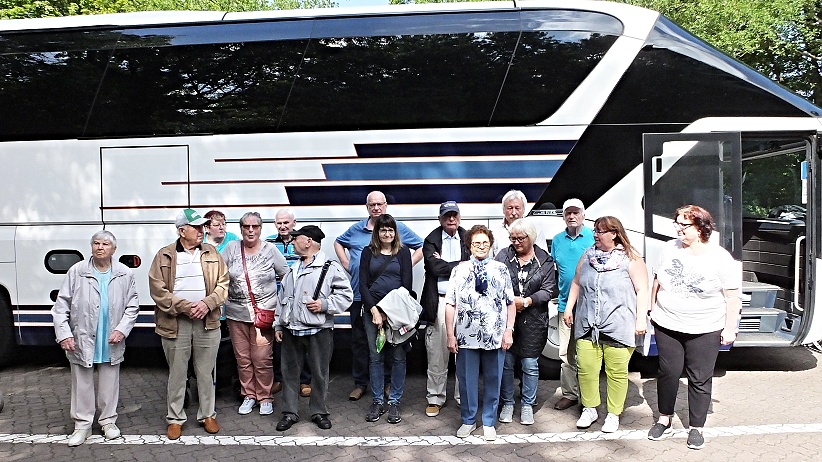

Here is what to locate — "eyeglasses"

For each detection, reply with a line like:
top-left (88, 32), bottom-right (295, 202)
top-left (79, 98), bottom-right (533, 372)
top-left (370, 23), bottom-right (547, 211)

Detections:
top-left (367, 202), bottom-right (387, 209)
top-left (241, 224), bottom-right (261, 230)
top-left (509, 235), bottom-right (529, 243)
top-left (379, 228), bottom-right (395, 235)
top-left (593, 229), bottom-right (612, 235)
top-left (673, 221), bottom-right (694, 230)
top-left (471, 242), bottom-right (491, 249)
top-left (209, 222), bottom-right (226, 228)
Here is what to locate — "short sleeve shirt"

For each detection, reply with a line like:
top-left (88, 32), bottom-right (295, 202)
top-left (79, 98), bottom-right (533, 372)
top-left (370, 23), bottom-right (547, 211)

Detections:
top-left (445, 259), bottom-right (515, 350)
top-left (552, 226), bottom-right (595, 312)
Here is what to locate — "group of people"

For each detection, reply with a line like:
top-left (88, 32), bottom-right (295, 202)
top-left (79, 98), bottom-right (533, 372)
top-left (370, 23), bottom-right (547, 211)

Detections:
top-left (51, 189), bottom-right (740, 450)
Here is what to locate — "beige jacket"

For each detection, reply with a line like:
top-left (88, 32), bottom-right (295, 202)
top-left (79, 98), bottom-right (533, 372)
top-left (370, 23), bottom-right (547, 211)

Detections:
top-left (148, 240), bottom-right (228, 339)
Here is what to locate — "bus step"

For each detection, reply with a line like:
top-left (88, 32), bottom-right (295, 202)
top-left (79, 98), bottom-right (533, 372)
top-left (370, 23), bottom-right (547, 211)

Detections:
top-left (739, 306), bottom-right (786, 333)
top-left (740, 281), bottom-right (779, 309)
top-left (733, 331), bottom-right (794, 347)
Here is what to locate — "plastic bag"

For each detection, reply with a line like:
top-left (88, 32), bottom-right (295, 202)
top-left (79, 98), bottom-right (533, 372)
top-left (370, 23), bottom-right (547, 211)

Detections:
top-left (376, 326), bottom-right (386, 353)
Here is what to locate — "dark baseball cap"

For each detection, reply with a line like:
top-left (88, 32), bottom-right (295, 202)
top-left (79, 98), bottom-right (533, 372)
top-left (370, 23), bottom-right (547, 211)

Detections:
top-left (290, 225), bottom-right (325, 242)
top-left (439, 201), bottom-right (460, 217)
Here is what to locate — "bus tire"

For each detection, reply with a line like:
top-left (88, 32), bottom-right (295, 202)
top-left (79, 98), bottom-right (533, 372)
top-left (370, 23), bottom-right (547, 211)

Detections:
top-left (538, 355), bottom-right (561, 380)
top-left (0, 295), bottom-right (16, 369)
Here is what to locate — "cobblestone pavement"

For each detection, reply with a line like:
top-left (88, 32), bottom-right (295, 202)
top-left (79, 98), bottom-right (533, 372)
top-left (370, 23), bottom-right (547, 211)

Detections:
top-left (1, 345), bottom-right (821, 461)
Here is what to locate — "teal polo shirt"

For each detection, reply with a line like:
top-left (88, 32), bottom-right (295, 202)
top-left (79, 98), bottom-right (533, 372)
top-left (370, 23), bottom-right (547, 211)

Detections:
top-left (551, 226), bottom-right (595, 312)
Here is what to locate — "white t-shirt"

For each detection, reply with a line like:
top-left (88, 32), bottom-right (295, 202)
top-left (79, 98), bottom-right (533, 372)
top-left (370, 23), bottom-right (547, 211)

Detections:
top-left (652, 239), bottom-right (741, 334)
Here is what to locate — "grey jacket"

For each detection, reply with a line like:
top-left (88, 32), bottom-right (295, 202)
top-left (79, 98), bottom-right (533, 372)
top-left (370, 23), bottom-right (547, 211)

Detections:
top-left (52, 258), bottom-right (140, 367)
top-left (276, 251), bottom-right (353, 332)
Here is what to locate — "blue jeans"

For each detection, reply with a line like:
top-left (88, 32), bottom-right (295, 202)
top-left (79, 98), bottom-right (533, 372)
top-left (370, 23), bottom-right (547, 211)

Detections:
top-left (456, 348), bottom-right (505, 427)
top-left (363, 308), bottom-right (406, 405)
top-left (500, 351), bottom-right (539, 407)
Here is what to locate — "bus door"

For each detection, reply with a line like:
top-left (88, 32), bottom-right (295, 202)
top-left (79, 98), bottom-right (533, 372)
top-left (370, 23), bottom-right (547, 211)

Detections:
top-left (641, 132), bottom-right (742, 354)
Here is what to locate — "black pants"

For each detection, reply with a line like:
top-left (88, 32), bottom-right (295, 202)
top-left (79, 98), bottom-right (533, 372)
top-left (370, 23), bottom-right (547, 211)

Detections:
top-left (654, 323), bottom-right (722, 428)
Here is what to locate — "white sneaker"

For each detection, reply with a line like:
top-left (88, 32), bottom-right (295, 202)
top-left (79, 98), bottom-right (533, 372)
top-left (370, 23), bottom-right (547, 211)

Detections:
top-left (601, 413), bottom-right (619, 433)
top-left (483, 425), bottom-right (496, 441)
top-left (238, 397), bottom-right (256, 415)
top-left (102, 423), bottom-right (121, 440)
top-left (576, 407), bottom-right (598, 429)
top-left (67, 429), bottom-right (91, 447)
top-left (498, 404), bottom-right (514, 423)
top-left (456, 423), bottom-right (477, 438)
top-left (520, 405), bottom-right (534, 425)
top-left (259, 402), bottom-right (274, 416)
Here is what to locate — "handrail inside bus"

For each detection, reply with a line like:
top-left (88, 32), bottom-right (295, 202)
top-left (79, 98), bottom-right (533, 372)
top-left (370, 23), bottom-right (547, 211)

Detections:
top-left (794, 235), bottom-right (806, 312)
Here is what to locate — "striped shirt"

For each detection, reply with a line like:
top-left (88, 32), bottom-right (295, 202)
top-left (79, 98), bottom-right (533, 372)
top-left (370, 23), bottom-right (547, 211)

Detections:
top-left (174, 248), bottom-right (206, 303)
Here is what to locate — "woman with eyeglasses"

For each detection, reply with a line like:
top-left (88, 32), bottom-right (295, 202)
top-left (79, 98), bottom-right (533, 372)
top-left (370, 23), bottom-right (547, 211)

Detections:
top-left (222, 212), bottom-right (288, 416)
top-left (563, 216), bottom-right (649, 434)
top-left (445, 225), bottom-right (516, 441)
top-left (359, 214), bottom-right (414, 424)
top-left (646, 205), bottom-right (740, 449)
top-left (204, 210), bottom-right (239, 253)
top-left (494, 218), bottom-right (556, 426)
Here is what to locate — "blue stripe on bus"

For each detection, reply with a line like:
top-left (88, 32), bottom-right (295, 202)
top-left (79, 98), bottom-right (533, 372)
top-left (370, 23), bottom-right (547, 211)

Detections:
top-left (322, 160), bottom-right (561, 181)
top-left (285, 183), bottom-right (547, 206)
top-left (354, 140), bottom-right (576, 158)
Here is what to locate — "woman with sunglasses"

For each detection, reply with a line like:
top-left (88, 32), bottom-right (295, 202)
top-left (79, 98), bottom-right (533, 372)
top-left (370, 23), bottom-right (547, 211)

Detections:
top-left (445, 225), bottom-right (516, 441)
top-left (359, 214), bottom-right (414, 425)
top-left (563, 216), bottom-right (649, 434)
top-left (647, 205), bottom-right (741, 449)
top-left (222, 212), bottom-right (288, 416)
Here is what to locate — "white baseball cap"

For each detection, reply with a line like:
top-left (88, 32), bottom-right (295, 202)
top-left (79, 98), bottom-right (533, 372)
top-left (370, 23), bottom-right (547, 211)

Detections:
top-left (562, 199), bottom-right (585, 211)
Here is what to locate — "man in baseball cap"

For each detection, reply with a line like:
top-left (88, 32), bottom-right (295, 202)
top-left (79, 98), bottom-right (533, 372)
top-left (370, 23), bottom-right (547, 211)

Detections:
top-left (175, 208), bottom-right (209, 228)
top-left (290, 225), bottom-right (325, 242)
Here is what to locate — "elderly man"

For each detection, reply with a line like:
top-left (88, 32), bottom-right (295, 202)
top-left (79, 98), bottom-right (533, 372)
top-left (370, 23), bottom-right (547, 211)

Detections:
top-left (551, 198), bottom-right (594, 411)
top-left (149, 208), bottom-right (229, 440)
top-left (265, 208), bottom-right (313, 397)
top-left (490, 190), bottom-right (546, 257)
top-left (275, 225), bottom-right (353, 431)
top-left (420, 201), bottom-right (470, 417)
top-left (334, 191), bottom-right (423, 401)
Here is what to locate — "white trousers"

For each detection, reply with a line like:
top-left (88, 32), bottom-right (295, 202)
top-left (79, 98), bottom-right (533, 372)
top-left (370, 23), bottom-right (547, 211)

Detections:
top-left (425, 296), bottom-right (459, 406)
top-left (70, 362), bottom-right (120, 430)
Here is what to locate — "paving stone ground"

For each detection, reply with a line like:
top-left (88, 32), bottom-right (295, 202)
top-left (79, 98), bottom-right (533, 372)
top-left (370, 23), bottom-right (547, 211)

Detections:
top-left (1, 344), bottom-right (821, 461)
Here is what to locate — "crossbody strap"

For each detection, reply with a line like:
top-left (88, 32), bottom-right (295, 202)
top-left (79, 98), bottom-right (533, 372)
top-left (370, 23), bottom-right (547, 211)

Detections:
top-left (312, 260), bottom-right (333, 300)
top-left (240, 244), bottom-right (258, 312)
top-left (367, 249), bottom-right (395, 289)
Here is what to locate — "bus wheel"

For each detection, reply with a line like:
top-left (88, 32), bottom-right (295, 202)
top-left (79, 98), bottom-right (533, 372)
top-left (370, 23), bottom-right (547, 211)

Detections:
top-left (0, 295), bottom-right (16, 369)
top-left (538, 356), bottom-right (561, 380)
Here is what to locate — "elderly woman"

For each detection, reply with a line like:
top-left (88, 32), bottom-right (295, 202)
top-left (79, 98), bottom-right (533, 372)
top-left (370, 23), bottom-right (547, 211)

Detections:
top-left (446, 225), bottom-right (515, 441)
top-left (647, 205), bottom-right (740, 450)
top-left (204, 209), bottom-right (239, 253)
top-left (359, 214), bottom-right (414, 425)
top-left (563, 216), bottom-right (648, 433)
top-left (52, 230), bottom-right (139, 446)
top-left (494, 218), bottom-right (556, 426)
top-left (222, 212), bottom-right (288, 416)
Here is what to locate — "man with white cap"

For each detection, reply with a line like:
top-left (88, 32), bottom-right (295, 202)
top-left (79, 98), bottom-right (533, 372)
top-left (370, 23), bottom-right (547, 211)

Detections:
top-left (550, 198), bottom-right (594, 411)
top-left (149, 208), bottom-right (229, 439)
top-left (420, 201), bottom-right (470, 417)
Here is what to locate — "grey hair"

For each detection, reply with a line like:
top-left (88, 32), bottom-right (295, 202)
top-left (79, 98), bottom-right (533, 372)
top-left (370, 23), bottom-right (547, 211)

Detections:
top-left (502, 190), bottom-right (527, 208)
top-left (275, 208), bottom-right (296, 221)
top-left (508, 218), bottom-right (537, 244)
top-left (240, 211), bottom-right (263, 227)
top-left (90, 230), bottom-right (117, 247)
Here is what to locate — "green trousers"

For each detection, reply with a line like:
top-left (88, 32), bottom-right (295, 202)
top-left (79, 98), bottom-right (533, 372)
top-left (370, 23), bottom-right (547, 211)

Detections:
top-left (576, 338), bottom-right (634, 415)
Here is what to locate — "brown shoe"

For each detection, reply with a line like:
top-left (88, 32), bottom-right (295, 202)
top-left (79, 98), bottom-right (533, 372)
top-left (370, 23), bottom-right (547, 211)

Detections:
top-left (202, 417), bottom-right (220, 434)
top-left (300, 383), bottom-right (312, 397)
top-left (349, 386), bottom-right (366, 401)
top-left (554, 397), bottom-right (579, 410)
top-left (425, 404), bottom-right (441, 417)
top-left (271, 382), bottom-right (283, 394)
top-left (166, 423), bottom-right (182, 440)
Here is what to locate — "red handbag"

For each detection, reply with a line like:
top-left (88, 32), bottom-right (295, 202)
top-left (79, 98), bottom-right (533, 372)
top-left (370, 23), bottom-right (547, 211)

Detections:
top-left (241, 244), bottom-right (275, 330)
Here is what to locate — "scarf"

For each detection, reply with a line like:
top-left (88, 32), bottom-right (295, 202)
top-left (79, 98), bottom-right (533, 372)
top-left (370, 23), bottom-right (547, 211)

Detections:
top-left (471, 256), bottom-right (490, 295)
top-left (586, 244), bottom-right (630, 272)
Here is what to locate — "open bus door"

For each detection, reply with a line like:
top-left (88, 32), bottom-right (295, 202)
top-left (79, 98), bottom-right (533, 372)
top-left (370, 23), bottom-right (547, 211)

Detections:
top-left (641, 132), bottom-right (742, 355)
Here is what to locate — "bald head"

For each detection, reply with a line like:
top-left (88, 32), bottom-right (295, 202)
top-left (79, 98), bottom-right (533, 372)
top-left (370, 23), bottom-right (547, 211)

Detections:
top-left (366, 191), bottom-right (388, 219)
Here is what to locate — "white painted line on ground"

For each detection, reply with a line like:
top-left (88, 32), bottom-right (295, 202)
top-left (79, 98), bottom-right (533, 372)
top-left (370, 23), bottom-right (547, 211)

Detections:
top-left (2, 423), bottom-right (822, 446)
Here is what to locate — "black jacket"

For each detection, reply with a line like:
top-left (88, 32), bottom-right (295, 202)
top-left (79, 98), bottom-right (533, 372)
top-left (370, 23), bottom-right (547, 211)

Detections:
top-left (495, 244), bottom-right (556, 358)
top-left (420, 226), bottom-right (470, 323)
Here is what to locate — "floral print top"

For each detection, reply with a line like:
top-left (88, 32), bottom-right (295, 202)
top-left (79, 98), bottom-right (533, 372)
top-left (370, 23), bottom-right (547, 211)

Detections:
top-left (445, 258), bottom-right (514, 350)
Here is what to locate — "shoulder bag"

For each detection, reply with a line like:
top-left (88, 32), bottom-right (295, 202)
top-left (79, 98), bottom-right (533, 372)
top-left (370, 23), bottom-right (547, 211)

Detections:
top-left (241, 244), bottom-right (275, 330)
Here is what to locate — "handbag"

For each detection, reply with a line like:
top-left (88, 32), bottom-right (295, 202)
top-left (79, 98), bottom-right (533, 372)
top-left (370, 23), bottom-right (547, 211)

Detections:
top-left (241, 244), bottom-right (275, 330)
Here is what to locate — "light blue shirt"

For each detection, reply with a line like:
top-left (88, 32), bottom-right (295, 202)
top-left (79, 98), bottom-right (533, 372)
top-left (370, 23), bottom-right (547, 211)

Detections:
top-left (93, 267), bottom-right (112, 364)
top-left (437, 231), bottom-right (462, 294)
top-left (551, 226), bottom-right (595, 312)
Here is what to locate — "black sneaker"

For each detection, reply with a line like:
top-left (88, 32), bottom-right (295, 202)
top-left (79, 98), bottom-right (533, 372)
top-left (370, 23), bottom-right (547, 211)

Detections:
top-left (365, 402), bottom-right (385, 422)
top-left (386, 403), bottom-right (402, 424)
top-left (687, 428), bottom-right (705, 449)
top-left (647, 421), bottom-right (672, 440)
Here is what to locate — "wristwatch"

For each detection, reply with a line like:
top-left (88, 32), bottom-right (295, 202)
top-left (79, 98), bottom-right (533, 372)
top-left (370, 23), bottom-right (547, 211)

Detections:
top-left (523, 297), bottom-right (530, 308)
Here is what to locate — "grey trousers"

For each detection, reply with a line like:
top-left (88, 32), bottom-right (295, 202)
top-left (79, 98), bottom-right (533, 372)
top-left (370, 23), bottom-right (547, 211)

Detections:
top-left (70, 362), bottom-right (120, 430)
top-left (161, 316), bottom-right (220, 425)
top-left (558, 314), bottom-right (579, 400)
top-left (281, 328), bottom-right (333, 419)
top-left (425, 296), bottom-right (459, 406)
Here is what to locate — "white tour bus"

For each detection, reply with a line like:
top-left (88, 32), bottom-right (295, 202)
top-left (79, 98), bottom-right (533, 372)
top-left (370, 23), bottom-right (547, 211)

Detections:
top-left (1, 1), bottom-right (821, 376)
